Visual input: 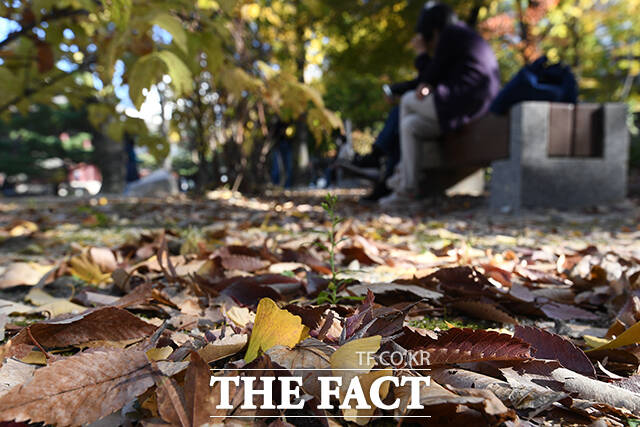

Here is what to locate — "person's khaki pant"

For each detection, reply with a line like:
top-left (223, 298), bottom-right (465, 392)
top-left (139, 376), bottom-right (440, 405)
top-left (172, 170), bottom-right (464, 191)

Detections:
top-left (387, 91), bottom-right (442, 194)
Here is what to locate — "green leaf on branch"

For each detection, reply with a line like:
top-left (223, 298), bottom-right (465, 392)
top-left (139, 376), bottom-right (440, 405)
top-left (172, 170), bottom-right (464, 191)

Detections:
top-left (151, 13), bottom-right (188, 53)
top-left (129, 51), bottom-right (192, 109)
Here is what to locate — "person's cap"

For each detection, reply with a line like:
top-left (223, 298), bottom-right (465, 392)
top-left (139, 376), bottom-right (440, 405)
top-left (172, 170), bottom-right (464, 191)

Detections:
top-left (415, 2), bottom-right (455, 41)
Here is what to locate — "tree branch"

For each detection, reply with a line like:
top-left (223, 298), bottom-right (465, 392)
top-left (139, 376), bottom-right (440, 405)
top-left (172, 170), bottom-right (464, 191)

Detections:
top-left (0, 8), bottom-right (89, 50)
top-left (0, 56), bottom-right (96, 113)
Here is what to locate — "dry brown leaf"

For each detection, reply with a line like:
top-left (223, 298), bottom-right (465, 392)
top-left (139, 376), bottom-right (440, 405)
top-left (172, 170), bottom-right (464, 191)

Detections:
top-left (409, 328), bottom-right (531, 365)
top-left (184, 351), bottom-right (215, 427)
top-left (156, 375), bottom-right (189, 427)
top-left (345, 283), bottom-right (442, 301)
top-left (504, 360), bottom-right (640, 415)
top-left (0, 347), bottom-right (156, 426)
top-left (220, 254), bottom-right (269, 272)
top-left (265, 338), bottom-right (333, 399)
top-left (450, 300), bottom-right (518, 324)
top-left (88, 247), bottom-right (118, 273)
top-left (9, 306), bottom-right (157, 351)
top-left (431, 367), bottom-right (567, 417)
top-left (197, 334), bottom-right (248, 363)
top-left (0, 360), bottom-right (36, 397)
top-left (514, 325), bottom-right (596, 377)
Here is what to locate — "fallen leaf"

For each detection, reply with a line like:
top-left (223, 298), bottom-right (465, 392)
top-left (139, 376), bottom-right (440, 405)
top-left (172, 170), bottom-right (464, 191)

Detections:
top-left (343, 368), bottom-right (392, 425)
top-left (7, 220), bottom-right (38, 237)
top-left (410, 328), bottom-right (532, 365)
top-left (284, 304), bottom-right (328, 330)
top-left (244, 298), bottom-right (308, 363)
top-left (431, 367), bottom-right (567, 418)
top-left (198, 334), bottom-right (248, 363)
top-left (280, 248), bottom-right (331, 275)
top-left (584, 335), bottom-right (610, 348)
top-left (220, 254), bottom-right (269, 272)
top-left (17, 351), bottom-right (47, 365)
top-left (345, 283), bottom-right (442, 301)
top-left (514, 325), bottom-right (596, 377)
top-left (589, 320), bottom-right (640, 351)
top-left (9, 306), bottom-right (157, 350)
top-left (88, 247), bottom-right (118, 273)
top-left (329, 336), bottom-right (386, 425)
top-left (265, 338), bottom-right (333, 399)
top-left (0, 347), bottom-right (156, 426)
top-left (539, 302), bottom-right (599, 321)
top-left (224, 305), bottom-right (255, 327)
top-left (504, 360), bottom-right (640, 415)
top-left (147, 346), bottom-right (173, 361)
top-left (69, 253), bottom-right (112, 285)
top-left (0, 263), bottom-right (51, 288)
top-left (184, 351), bottom-right (215, 427)
top-left (25, 288), bottom-right (86, 317)
top-left (0, 360), bottom-right (36, 397)
top-left (156, 375), bottom-right (189, 427)
top-left (450, 300), bottom-right (517, 324)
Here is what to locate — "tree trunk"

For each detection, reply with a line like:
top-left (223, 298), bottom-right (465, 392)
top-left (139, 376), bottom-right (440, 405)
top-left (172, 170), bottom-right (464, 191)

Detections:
top-left (292, 20), bottom-right (310, 187)
top-left (93, 132), bottom-right (125, 194)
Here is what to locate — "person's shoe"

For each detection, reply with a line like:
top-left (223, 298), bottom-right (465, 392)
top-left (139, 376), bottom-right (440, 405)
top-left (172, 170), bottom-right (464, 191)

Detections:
top-left (378, 190), bottom-right (416, 207)
top-left (334, 160), bottom-right (380, 181)
top-left (352, 145), bottom-right (383, 168)
top-left (352, 153), bottom-right (380, 168)
top-left (360, 182), bottom-right (392, 204)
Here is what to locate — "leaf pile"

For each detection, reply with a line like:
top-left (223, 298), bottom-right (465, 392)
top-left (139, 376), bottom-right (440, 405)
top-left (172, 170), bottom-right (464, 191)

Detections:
top-left (1, 193), bottom-right (640, 425)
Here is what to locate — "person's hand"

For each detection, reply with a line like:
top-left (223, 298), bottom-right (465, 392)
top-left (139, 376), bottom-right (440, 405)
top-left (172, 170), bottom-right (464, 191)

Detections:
top-left (416, 83), bottom-right (431, 100)
top-left (384, 93), bottom-right (397, 104)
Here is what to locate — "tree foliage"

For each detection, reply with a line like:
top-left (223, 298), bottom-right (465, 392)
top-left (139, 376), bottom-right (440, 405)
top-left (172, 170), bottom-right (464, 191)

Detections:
top-left (0, 0), bottom-right (638, 190)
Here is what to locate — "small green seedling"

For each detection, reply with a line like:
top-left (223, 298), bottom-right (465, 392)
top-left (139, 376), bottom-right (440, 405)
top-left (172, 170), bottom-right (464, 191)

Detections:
top-left (315, 193), bottom-right (362, 305)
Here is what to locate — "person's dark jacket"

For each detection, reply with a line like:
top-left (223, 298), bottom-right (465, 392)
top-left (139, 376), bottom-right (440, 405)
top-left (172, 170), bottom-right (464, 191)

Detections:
top-left (420, 22), bottom-right (501, 132)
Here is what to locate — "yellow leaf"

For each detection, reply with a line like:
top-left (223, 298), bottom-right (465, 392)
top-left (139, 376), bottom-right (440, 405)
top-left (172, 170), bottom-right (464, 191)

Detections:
top-left (69, 253), bottom-right (112, 285)
top-left (343, 368), bottom-right (393, 425)
top-left (331, 336), bottom-right (380, 374)
top-left (584, 335), bottom-right (610, 348)
top-left (330, 336), bottom-right (385, 425)
top-left (25, 288), bottom-right (86, 317)
top-left (244, 298), bottom-right (308, 363)
top-left (588, 321), bottom-right (640, 351)
top-left (19, 351), bottom-right (47, 365)
top-left (8, 220), bottom-right (38, 237)
top-left (146, 346), bottom-right (174, 361)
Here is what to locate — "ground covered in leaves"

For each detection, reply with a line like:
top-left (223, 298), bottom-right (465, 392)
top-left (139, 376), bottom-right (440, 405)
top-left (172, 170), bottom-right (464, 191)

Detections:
top-left (1, 190), bottom-right (640, 426)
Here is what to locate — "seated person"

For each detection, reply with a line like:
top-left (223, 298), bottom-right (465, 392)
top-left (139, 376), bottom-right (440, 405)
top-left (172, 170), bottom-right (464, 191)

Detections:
top-left (380, 2), bottom-right (501, 206)
top-left (348, 34), bottom-right (431, 203)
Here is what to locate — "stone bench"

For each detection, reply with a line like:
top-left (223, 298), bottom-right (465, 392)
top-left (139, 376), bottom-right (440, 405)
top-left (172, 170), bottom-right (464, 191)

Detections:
top-left (425, 101), bottom-right (629, 211)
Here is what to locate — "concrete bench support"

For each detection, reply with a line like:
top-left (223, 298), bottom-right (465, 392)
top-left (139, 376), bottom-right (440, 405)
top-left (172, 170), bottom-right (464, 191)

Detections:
top-left (489, 102), bottom-right (629, 212)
